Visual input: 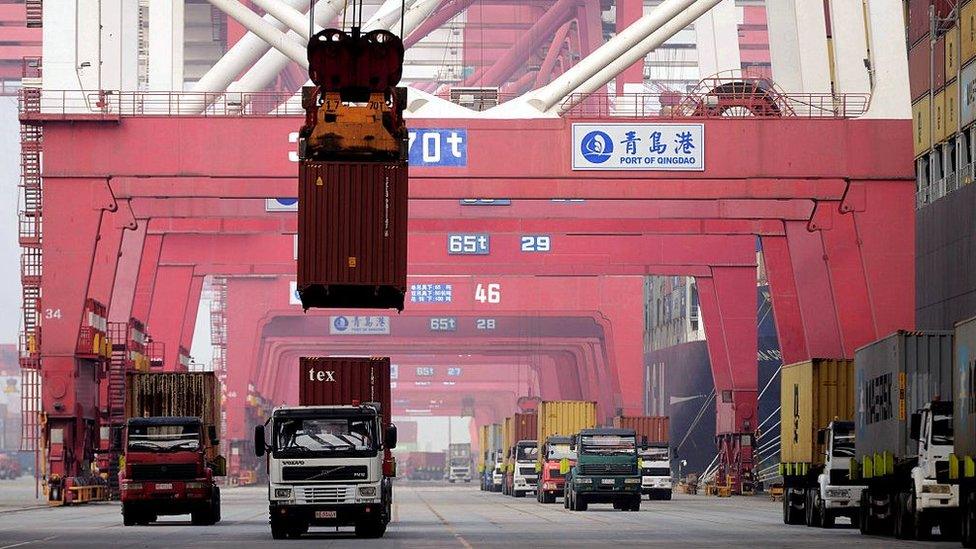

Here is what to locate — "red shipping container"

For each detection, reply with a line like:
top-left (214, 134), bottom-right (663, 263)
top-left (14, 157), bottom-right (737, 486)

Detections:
top-left (512, 412), bottom-right (538, 443)
top-left (908, 0), bottom-right (931, 48)
top-left (299, 357), bottom-right (395, 471)
top-left (909, 40), bottom-right (934, 101)
top-left (297, 161), bottom-right (408, 311)
top-left (612, 416), bottom-right (670, 444)
top-left (935, 35), bottom-right (946, 89)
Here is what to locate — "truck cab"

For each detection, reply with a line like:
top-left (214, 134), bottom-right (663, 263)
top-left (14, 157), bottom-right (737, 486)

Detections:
top-left (510, 440), bottom-right (538, 497)
top-left (119, 416), bottom-right (222, 526)
top-left (807, 421), bottom-right (864, 527)
top-left (639, 443), bottom-right (673, 500)
top-left (538, 435), bottom-right (575, 504)
top-left (491, 455), bottom-right (504, 492)
top-left (564, 428), bottom-right (642, 512)
top-left (255, 404), bottom-right (397, 539)
top-left (897, 401), bottom-right (959, 538)
top-left (448, 443), bottom-right (472, 483)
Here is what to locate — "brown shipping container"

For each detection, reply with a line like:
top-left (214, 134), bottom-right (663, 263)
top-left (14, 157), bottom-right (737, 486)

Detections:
top-left (125, 372), bottom-right (222, 460)
top-left (908, 0), bottom-right (930, 48)
top-left (297, 160), bottom-right (408, 311)
top-left (613, 416), bottom-right (669, 444)
top-left (909, 41), bottom-right (933, 102)
top-left (778, 359), bottom-right (855, 467)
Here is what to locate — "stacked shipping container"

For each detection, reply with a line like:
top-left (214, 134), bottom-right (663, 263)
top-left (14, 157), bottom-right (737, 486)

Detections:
top-left (911, 1), bottom-right (976, 206)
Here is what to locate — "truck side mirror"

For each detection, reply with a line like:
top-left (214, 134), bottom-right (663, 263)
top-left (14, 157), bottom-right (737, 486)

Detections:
top-left (254, 424), bottom-right (266, 457)
top-left (816, 429), bottom-right (825, 445)
top-left (111, 427), bottom-right (123, 452)
top-left (208, 425), bottom-right (219, 446)
top-left (385, 425), bottom-right (398, 449)
top-left (909, 413), bottom-right (921, 441)
top-left (569, 438), bottom-right (576, 451)
top-left (641, 436), bottom-right (648, 450)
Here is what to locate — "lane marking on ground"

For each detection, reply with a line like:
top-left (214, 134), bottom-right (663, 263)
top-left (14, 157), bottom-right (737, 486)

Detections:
top-left (413, 489), bottom-right (473, 549)
top-left (0, 535), bottom-right (59, 549)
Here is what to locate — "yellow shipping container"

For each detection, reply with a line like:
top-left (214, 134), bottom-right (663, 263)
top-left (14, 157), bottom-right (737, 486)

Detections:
top-left (780, 359), bottom-right (856, 468)
top-left (478, 425), bottom-right (489, 472)
top-left (934, 89), bottom-right (947, 143)
top-left (947, 24), bottom-right (960, 79)
top-left (536, 401), bottom-right (597, 464)
top-left (964, 2), bottom-right (976, 64)
top-left (913, 94), bottom-right (932, 157)
top-left (946, 80), bottom-right (959, 139)
top-left (502, 416), bottom-right (512, 469)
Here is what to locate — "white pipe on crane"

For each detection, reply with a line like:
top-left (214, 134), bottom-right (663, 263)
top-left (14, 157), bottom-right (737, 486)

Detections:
top-left (206, 0), bottom-right (308, 67)
top-left (192, 0), bottom-right (308, 92)
top-left (556, 0), bottom-right (725, 114)
top-left (366, 0), bottom-right (417, 31)
top-left (249, 0), bottom-right (318, 40)
top-left (521, 0), bottom-right (698, 113)
top-left (227, 0), bottom-right (344, 94)
top-left (397, 0), bottom-right (442, 36)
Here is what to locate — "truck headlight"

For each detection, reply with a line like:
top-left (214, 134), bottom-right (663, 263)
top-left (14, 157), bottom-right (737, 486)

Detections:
top-left (274, 488), bottom-right (293, 499)
top-left (576, 477), bottom-right (592, 484)
top-left (624, 478), bottom-right (641, 484)
top-left (122, 483), bottom-right (143, 492)
top-left (922, 484), bottom-right (951, 494)
top-left (359, 486), bottom-right (377, 498)
top-left (826, 488), bottom-right (849, 499)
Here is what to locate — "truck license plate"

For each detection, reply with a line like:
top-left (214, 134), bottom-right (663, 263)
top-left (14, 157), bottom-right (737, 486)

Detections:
top-left (601, 479), bottom-right (615, 485)
top-left (155, 483), bottom-right (173, 490)
top-left (315, 511), bottom-right (337, 519)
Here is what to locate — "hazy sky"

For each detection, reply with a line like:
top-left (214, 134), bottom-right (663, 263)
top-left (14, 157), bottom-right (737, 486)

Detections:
top-left (0, 98), bottom-right (22, 345)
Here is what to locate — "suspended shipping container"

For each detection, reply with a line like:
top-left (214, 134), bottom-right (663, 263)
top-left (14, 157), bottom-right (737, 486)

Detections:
top-left (297, 161), bottom-right (408, 311)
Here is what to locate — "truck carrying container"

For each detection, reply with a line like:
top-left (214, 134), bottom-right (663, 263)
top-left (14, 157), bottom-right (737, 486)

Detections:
top-left (536, 401), bottom-right (596, 503)
top-left (256, 356), bottom-right (398, 539)
top-left (298, 357), bottom-right (394, 472)
top-left (297, 161), bottom-right (408, 311)
top-left (951, 317), bottom-right (976, 547)
top-left (612, 416), bottom-right (669, 445)
top-left (407, 452), bottom-right (446, 481)
top-left (778, 359), bottom-right (862, 528)
top-left (448, 443), bottom-right (472, 483)
top-left (502, 412), bottom-right (537, 496)
top-left (853, 331), bottom-right (959, 539)
top-left (119, 372), bottom-right (224, 526)
top-left (481, 423), bottom-right (503, 492)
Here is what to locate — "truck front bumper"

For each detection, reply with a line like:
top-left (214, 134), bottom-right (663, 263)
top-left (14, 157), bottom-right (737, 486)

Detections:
top-left (918, 483), bottom-right (959, 510)
top-left (120, 481), bottom-right (214, 516)
top-left (573, 478), bottom-right (642, 502)
top-left (270, 502), bottom-right (382, 526)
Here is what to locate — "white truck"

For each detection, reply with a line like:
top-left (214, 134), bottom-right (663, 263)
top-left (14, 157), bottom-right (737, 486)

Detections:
top-left (784, 421), bottom-right (866, 527)
top-left (254, 357), bottom-right (397, 539)
top-left (491, 455), bottom-right (505, 492)
top-left (448, 443), bottom-right (472, 483)
top-left (511, 441), bottom-right (539, 497)
top-left (639, 443), bottom-right (673, 500)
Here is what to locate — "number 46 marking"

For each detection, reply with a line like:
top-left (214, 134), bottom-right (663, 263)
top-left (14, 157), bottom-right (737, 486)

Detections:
top-left (475, 283), bottom-right (501, 304)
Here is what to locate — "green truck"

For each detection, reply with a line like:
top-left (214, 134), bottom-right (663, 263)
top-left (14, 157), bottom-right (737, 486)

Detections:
top-left (563, 428), bottom-right (642, 511)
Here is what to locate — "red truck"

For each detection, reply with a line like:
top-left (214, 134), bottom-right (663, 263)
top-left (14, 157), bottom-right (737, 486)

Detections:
top-left (118, 373), bottom-right (225, 526)
top-left (538, 435), bottom-right (575, 503)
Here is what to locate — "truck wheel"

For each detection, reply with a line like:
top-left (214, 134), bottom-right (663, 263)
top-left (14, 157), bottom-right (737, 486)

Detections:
top-left (941, 515), bottom-right (961, 541)
top-left (355, 519), bottom-right (387, 538)
top-left (191, 509), bottom-right (211, 526)
top-left (212, 487), bottom-right (222, 524)
top-left (122, 505), bottom-right (136, 527)
top-left (514, 490), bottom-right (524, 498)
top-left (629, 497), bottom-right (641, 512)
top-left (661, 491), bottom-right (672, 501)
top-left (911, 490), bottom-right (930, 540)
top-left (963, 491), bottom-right (976, 548)
top-left (893, 492), bottom-right (910, 539)
top-left (803, 489), bottom-right (815, 527)
top-left (270, 515), bottom-right (288, 540)
top-left (577, 496), bottom-right (587, 512)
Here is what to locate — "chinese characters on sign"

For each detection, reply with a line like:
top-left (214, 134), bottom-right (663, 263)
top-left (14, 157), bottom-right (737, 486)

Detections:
top-left (411, 283), bottom-right (454, 303)
top-left (329, 316), bottom-right (391, 335)
top-left (572, 123), bottom-right (705, 171)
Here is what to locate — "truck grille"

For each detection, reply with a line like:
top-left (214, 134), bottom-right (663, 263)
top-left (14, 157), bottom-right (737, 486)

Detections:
top-left (282, 465), bottom-right (368, 482)
top-left (297, 485), bottom-right (355, 504)
top-left (580, 463), bottom-right (636, 476)
top-left (130, 463), bottom-right (197, 481)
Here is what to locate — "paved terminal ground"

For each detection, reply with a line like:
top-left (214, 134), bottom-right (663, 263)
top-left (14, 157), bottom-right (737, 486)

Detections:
top-left (0, 479), bottom-right (957, 548)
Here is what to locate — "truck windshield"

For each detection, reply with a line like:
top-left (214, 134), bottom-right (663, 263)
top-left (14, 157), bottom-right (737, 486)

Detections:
top-left (931, 412), bottom-right (953, 445)
top-left (832, 431), bottom-right (855, 457)
top-left (450, 458), bottom-right (468, 467)
top-left (546, 443), bottom-right (575, 461)
top-left (128, 424), bottom-right (200, 452)
top-left (581, 435), bottom-right (636, 455)
top-left (515, 445), bottom-right (538, 462)
top-left (274, 417), bottom-right (376, 456)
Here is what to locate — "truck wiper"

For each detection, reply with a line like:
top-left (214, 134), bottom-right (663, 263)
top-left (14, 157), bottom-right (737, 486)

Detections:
top-left (306, 466), bottom-right (349, 481)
